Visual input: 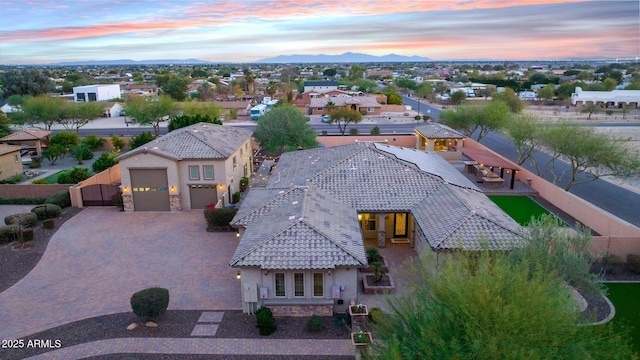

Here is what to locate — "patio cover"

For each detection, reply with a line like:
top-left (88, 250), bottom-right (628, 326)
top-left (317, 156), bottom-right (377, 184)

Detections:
top-left (461, 147), bottom-right (521, 189)
top-left (0, 129), bottom-right (51, 156)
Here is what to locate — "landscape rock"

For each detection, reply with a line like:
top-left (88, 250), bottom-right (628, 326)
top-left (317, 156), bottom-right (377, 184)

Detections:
top-left (145, 321), bottom-right (158, 328)
top-left (127, 322), bottom-right (138, 330)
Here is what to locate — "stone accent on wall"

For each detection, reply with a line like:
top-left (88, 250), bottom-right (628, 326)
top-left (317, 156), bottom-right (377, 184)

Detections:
top-left (123, 194), bottom-right (133, 211)
top-left (170, 195), bottom-right (182, 211)
top-left (269, 304), bottom-right (333, 317)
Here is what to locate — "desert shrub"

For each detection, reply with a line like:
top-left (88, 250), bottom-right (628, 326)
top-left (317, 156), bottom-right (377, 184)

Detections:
top-left (43, 219), bottom-right (55, 229)
top-left (349, 128), bottom-right (359, 135)
top-left (602, 254), bottom-right (624, 275)
top-left (111, 135), bottom-right (126, 152)
top-left (368, 307), bottom-right (383, 324)
top-left (415, 115), bottom-right (421, 120)
top-left (307, 314), bottom-right (323, 332)
top-left (31, 203), bottom-right (62, 220)
top-left (255, 306), bottom-right (277, 336)
top-left (232, 191), bottom-right (241, 204)
top-left (128, 132), bottom-right (155, 150)
top-left (203, 206), bottom-right (238, 227)
top-left (32, 178), bottom-right (50, 184)
top-left (130, 287), bottom-right (170, 320)
top-left (92, 152), bottom-right (119, 173)
top-left (0, 225), bottom-right (18, 244)
top-left (0, 198), bottom-right (46, 205)
top-left (50, 131), bottom-right (79, 149)
top-left (31, 155), bottom-right (42, 163)
top-left (370, 126), bottom-right (381, 135)
top-left (4, 212), bottom-right (38, 227)
top-left (45, 190), bottom-right (71, 208)
top-left (627, 254), bottom-right (640, 274)
top-left (240, 176), bottom-right (249, 191)
top-left (112, 192), bottom-right (124, 211)
top-left (57, 167), bottom-right (91, 184)
top-left (366, 247), bottom-right (381, 263)
top-left (81, 134), bottom-right (106, 150)
top-left (28, 161), bottom-right (41, 169)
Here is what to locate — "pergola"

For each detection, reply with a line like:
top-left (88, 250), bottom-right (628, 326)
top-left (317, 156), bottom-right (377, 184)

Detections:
top-left (461, 147), bottom-right (521, 189)
top-left (0, 129), bottom-right (52, 156)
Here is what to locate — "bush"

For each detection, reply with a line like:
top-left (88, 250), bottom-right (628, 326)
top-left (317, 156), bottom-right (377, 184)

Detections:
top-left (45, 190), bottom-right (71, 208)
top-left (29, 161), bottom-right (41, 169)
top-left (22, 228), bottom-right (34, 242)
top-left (0, 198), bottom-right (46, 205)
top-left (43, 219), bottom-right (55, 229)
top-left (255, 306), bottom-right (277, 336)
top-left (112, 192), bottom-right (124, 211)
top-left (130, 287), bottom-right (170, 320)
top-left (368, 307), bottom-right (382, 324)
top-left (82, 134), bottom-right (106, 150)
top-left (57, 167), bottom-right (91, 184)
top-left (366, 247), bottom-right (381, 263)
top-left (602, 254), bottom-right (624, 275)
top-left (203, 206), bottom-right (238, 227)
top-left (31, 203), bottom-right (62, 220)
top-left (32, 178), bottom-right (51, 184)
top-left (627, 254), bottom-right (640, 274)
top-left (128, 132), bottom-right (156, 150)
top-left (306, 314), bottom-right (323, 332)
top-left (92, 152), bottom-right (119, 173)
top-left (414, 115), bottom-right (421, 120)
top-left (349, 128), bottom-right (359, 135)
top-left (4, 212), bottom-right (38, 227)
top-left (232, 191), bottom-right (241, 204)
top-left (370, 126), bottom-right (381, 135)
top-left (111, 135), bottom-right (126, 152)
top-left (240, 176), bottom-right (249, 192)
top-left (0, 225), bottom-right (18, 244)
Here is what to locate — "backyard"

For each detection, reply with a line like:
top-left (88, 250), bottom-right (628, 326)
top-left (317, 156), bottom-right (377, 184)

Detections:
top-left (605, 283), bottom-right (640, 353)
top-left (488, 195), bottom-right (564, 226)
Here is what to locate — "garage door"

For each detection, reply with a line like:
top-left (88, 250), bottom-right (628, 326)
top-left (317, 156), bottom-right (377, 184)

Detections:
top-left (130, 169), bottom-right (170, 211)
top-left (189, 184), bottom-right (218, 209)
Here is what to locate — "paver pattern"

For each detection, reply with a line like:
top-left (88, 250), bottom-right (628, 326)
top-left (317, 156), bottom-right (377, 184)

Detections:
top-left (0, 208), bottom-right (242, 340)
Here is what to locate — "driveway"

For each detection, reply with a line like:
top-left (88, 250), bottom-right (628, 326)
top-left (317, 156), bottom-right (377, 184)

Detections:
top-left (0, 208), bottom-right (242, 340)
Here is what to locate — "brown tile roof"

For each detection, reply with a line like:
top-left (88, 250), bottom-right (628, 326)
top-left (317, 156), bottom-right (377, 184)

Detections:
top-left (0, 144), bottom-right (22, 156)
top-left (0, 129), bottom-right (52, 141)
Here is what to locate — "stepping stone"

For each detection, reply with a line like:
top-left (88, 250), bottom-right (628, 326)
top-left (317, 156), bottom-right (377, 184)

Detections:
top-left (198, 311), bottom-right (224, 323)
top-left (191, 324), bottom-right (219, 337)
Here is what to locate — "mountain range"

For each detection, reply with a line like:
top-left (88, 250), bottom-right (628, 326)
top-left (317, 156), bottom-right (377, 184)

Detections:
top-left (255, 52), bottom-right (432, 63)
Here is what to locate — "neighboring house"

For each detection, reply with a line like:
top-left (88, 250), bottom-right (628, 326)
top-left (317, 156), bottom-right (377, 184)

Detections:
top-left (213, 101), bottom-right (252, 117)
top-left (303, 81), bottom-right (338, 93)
top-left (120, 83), bottom-right (158, 97)
top-left (309, 94), bottom-right (382, 116)
top-left (294, 89), bottom-right (348, 107)
top-left (73, 84), bottom-right (121, 102)
top-left (414, 123), bottom-right (464, 161)
top-left (116, 123), bottom-right (254, 211)
top-left (230, 142), bottom-right (526, 315)
top-left (0, 145), bottom-right (23, 180)
top-left (102, 102), bottom-right (124, 118)
top-left (0, 102), bottom-right (19, 114)
top-left (0, 129), bottom-right (52, 156)
top-left (571, 87), bottom-right (640, 107)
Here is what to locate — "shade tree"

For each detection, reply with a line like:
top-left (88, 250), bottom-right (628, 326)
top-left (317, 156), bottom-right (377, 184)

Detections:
top-left (327, 107), bottom-right (363, 136)
top-left (253, 105), bottom-right (318, 153)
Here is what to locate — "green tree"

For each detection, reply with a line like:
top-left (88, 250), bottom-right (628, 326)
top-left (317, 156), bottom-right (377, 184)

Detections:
top-left (253, 105), bottom-right (318, 153)
top-left (124, 95), bottom-right (176, 137)
top-left (110, 135), bottom-right (126, 152)
top-left (580, 103), bottom-right (599, 120)
top-left (168, 114), bottom-right (222, 132)
top-left (92, 152), bottom-right (119, 173)
top-left (327, 107), bottom-right (363, 135)
top-left (58, 101), bottom-right (104, 133)
top-left (41, 144), bottom-right (65, 165)
top-left (394, 78), bottom-right (417, 91)
top-left (540, 121), bottom-right (640, 190)
top-left (70, 143), bottom-right (93, 165)
top-left (50, 131), bottom-right (79, 157)
top-left (161, 75), bottom-right (189, 101)
top-left (384, 91), bottom-right (403, 105)
top-left (414, 82), bottom-right (433, 99)
top-left (0, 68), bottom-right (55, 99)
top-left (128, 132), bottom-right (156, 150)
top-left (265, 81), bottom-right (278, 97)
top-left (22, 95), bottom-right (66, 130)
top-left (181, 101), bottom-right (221, 120)
top-left (322, 68), bottom-right (337, 77)
top-left (57, 167), bottom-right (92, 184)
top-left (492, 87), bottom-right (523, 113)
top-left (538, 84), bottom-right (555, 103)
top-left (440, 100), bottom-right (512, 142)
top-left (450, 90), bottom-right (467, 105)
top-left (0, 111), bottom-right (12, 138)
top-left (505, 114), bottom-right (546, 173)
top-left (349, 65), bottom-right (364, 80)
top-left (602, 78), bottom-right (618, 91)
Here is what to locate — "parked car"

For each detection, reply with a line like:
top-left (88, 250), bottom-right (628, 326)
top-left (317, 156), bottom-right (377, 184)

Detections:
top-left (321, 114), bottom-right (330, 123)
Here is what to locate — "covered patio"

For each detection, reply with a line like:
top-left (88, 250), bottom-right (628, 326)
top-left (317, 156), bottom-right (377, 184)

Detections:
top-left (461, 147), bottom-right (522, 190)
top-left (0, 129), bottom-right (51, 157)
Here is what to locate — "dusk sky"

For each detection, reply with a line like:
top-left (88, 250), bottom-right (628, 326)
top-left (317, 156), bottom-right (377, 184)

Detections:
top-left (0, 0), bottom-right (638, 64)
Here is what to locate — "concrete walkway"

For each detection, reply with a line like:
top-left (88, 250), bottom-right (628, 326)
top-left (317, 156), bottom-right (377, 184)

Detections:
top-left (0, 208), bottom-right (242, 340)
top-left (24, 338), bottom-right (354, 359)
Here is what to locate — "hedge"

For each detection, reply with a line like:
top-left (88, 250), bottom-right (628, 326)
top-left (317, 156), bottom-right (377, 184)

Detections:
top-left (45, 190), bottom-right (71, 208)
top-left (0, 198), bottom-right (46, 205)
top-left (31, 204), bottom-right (62, 220)
top-left (130, 287), bottom-right (170, 320)
top-left (4, 213), bottom-right (38, 228)
top-left (0, 225), bottom-right (18, 244)
top-left (203, 206), bottom-right (238, 227)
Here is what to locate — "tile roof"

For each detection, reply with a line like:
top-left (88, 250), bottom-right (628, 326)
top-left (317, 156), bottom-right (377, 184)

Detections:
top-left (263, 142), bottom-right (525, 251)
top-left (309, 95), bottom-right (381, 108)
top-left (117, 123), bottom-right (253, 161)
top-left (0, 144), bottom-right (22, 156)
top-left (415, 122), bottom-right (464, 139)
top-left (0, 129), bottom-right (51, 142)
top-left (230, 186), bottom-right (366, 269)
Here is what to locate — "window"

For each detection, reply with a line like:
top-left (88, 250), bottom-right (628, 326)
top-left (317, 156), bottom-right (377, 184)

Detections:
top-left (14, 154), bottom-right (19, 163)
top-left (317, 107), bottom-right (323, 111)
top-left (275, 273), bottom-right (285, 297)
top-left (233, 156), bottom-right (237, 169)
top-left (367, 107), bottom-right (374, 113)
top-left (362, 213), bottom-right (377, 231)
top-left (188, 165), bottom-right (199, 180)
top-left (203, 165), bottom-right (214, 180)
top-left (313, 273), bottom-right (324, 297)
top-left (294, 273), bottom-right (304, 297)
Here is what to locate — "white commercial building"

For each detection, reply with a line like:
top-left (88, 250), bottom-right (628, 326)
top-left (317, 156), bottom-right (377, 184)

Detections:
top-left (571, 87), bottom-right (640, 107)
top-left (73, 84), bottom-right (121, 102)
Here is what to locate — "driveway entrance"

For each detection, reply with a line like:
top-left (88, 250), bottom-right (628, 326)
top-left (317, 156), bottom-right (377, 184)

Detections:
top-left (0, 208), bottom-right (241, 340)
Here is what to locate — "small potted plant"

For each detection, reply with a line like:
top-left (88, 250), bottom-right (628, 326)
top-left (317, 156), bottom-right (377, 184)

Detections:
top-left (351, 327), bottom-right (372, 346)
top-left (349, 303), bottom-right (368, 316)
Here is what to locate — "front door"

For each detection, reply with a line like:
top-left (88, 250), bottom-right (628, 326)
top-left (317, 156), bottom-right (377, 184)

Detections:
top-left (394, 213), bottom-right (408, 237)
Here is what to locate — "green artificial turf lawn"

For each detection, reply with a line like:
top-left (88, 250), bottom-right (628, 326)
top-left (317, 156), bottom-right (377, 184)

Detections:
top-left (488, 195), bottom-right (556, 226)
top-left (43, 171), bottom-right (64, 184)
top-left (605, 283), bottom-right (640, 353)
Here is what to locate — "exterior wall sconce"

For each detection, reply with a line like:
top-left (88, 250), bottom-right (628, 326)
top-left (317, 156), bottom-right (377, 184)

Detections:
top-left (236, 271), bottom-right (241, 280)
top-left (327, 270), bottom-right (332, 276)
top-left (169, 186), bottom-right (177, 194)
top-left (236, 232), bottom-right (240, 237)
top-left (526, 178), bottom-right (532, 185)
top-left (357, 214), bottom-right (363, 221)
top-left (264, 270), bottom-right (269, 276)
top-left (218, 184), bottom-right (226, 191)
top-left (122, 186), bottom-right (130, 193)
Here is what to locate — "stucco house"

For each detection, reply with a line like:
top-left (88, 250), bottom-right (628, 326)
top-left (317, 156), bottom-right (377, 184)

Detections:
top-left (116, 123), bottom-right (254, 211)
top-left (230, 142), bottom-right (526, 315)
top-left (309, 94), bottom-right (383, 116)
top-left (415, 122), bottom-right (465, 161)
top-left (0, 145), bottom-right (24, 180)
top-left (0, 129), bottom-right (51, 156)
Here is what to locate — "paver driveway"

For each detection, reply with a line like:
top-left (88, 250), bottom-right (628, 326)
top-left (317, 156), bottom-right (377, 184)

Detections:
top-left (0, 208), bottom-right (242, 340)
